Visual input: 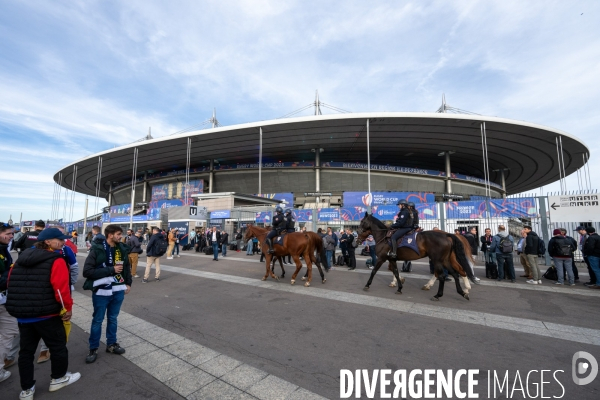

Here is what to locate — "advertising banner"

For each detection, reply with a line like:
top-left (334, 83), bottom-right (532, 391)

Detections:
top-left (109, 203), bottom-right (131, 216)
top-left (110, 215), bottom-right (149, 223)
top-left (255, 193), bottom-right (294, 207)
top-left (488, 198), bottom-right (538, 218)
top-left (293, 209), bottom-right (313, 222)
top-left (211, 210), bottom-right (231, 219)
top-left (415, 203), bottom-right (439, 220)
top-left (151, 179), bottom-right (204, 201)
top-left (255, 212), bottom-right (272, 224)
top-left (317, 208), bottom-right (340, 222)
top-left (102, 213), bottom-right (110, 222)
top-left (343, 191), bottom-right (435, 207)
top-left (167, 221), bottom-right (190, 246)
top-left (147, 199), bottom-right (182, 220)
top-left (445, 201), bottom-right (487, 219)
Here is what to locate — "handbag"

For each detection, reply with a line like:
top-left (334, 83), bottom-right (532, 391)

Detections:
top-left (543, 266), bottom-right (558, 281)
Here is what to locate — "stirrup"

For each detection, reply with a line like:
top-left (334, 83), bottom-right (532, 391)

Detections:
top-left (388, 251), bottom-right (397, 259)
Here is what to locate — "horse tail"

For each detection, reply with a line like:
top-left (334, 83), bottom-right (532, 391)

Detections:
top-left (307, 232), bottom-right (327, 267)
top-left (446, 234), bottom-right (470, 278)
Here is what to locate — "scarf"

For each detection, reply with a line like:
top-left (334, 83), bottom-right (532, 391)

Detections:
top-left (93, 241), bottom-right (126, 296)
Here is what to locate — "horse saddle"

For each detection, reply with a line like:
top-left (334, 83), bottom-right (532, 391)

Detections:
top-left (273, 235), bottom-right (285, 246)
top-left (387, 230), bottom-right (420, 255)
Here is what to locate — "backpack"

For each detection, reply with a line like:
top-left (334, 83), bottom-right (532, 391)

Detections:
top-left (336, 255), bottom-right (345, 266)
top-left (537, 238), bottom-right (546, 256)
top-left (351, 236), bottom-right (359, 248)
top-left (553, 237), bottom-right (573, 257)
top-left (543, 266), bottom-right (558, 281)
top-left (499, 236), bottom-right (513, 253)
top-left (154, 235), bottom-right (169, 257)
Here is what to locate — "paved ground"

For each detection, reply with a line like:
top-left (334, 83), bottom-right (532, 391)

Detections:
top-left (3, 248), bottom-right (599, 399)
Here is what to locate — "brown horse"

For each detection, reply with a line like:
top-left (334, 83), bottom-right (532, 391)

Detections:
top-left (357, 212), bottom-right (472, 301)
top-left (244, 225), bottom-right (326, 286)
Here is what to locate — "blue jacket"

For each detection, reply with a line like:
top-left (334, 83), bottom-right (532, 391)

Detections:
top-left (489, 232), bottom-right (514, 254)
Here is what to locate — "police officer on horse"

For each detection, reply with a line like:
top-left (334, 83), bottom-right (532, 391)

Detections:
top-left (266, 206), bottom-right (287, 254)
top-left (284, 209), bottom-right (296, 233)
top-left (408, 202), bottom-right (419, 229)
top-left (388, 199), bottom-right (414, 259)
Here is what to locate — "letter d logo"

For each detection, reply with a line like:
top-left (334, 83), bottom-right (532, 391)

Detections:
top-left (572, 351), bottom-right (598, 385)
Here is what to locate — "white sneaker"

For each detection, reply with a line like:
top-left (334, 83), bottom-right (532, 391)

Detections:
top-left (19, 385), bottom-right (35, 400)
top-left (177, 255), bottom-right (180, 258)
top-left (0, 369), bottom-right (11, 383)
top-left (526, 279), bottom-right (538, 285)
top-left (554, 282), bottom-right (563, 285)
top-left (537, 280), bottom-right (542, 284)
top-left (49, 372), bottom-right (81, 392)
top-left (167, 257), bottom-right (173, 260)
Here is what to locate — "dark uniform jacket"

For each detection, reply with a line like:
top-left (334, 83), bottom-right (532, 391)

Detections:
top-left (272, 213), bottom-right (287, 231)
top-left (391, 208), bottom-right (411, 229)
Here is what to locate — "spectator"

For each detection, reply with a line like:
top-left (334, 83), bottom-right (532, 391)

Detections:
top-left (0, 222), bottom-right (18, 384)
top-left (301, 226), bottom-right (307, 233)
top-left (6, 227), bottom-right (80, 397)
top-left (91, 226), bottom-right (101, 240)
top-left (489, 225), bottom-right (516, 282)
top-left (331, 229), bottom-right (340, 266)
top-left (167, 228), bottom-right (176, 260)
top-left (172, 229), bottom-right (181, 258)
top-left (365, 234), bottom-right (376, 268)
top-left (560, 228), bottom-right (579, 282)
top-left (548, 228), bottom-right (576, 286)
top-left (480, 228), bottom-right (494, 263)
top-left (221, 230), bottom-right (229, 257)
top-left (345, 229), bottom-right (357, 270)
top-left (516, 229), bottom-right (532, 279)
top-left (235, 230), bottom-right (243, 252)
top-left (575, 226), bottom-right (596, 287)
top-left (83, 225), bottom-right (132, 364)
top-left (523, 225), bottom-right (542, 285)
top-left (340, 230), bottom-right (349, 264)
top-left (127, 231), bottom-right (143, 278)
top-left (143, 227), bottom-right (164, 283)
top-left (464, 227), bottom-right (478, 257)
top-left (323, 230), bottom-right (335, 271)
top-left (246, 237), bottom-right (254, 256)
top-left (209, 227), bottom-right (221, 261)
top-left (71, 231), bottom-right (78, 246)
top-left (85, 231), bottom-right (93, 251)
top-left (583, 227), bottom-right (600, 289)
top-left (454, 229), bottom-right (461, 235)
top-left (252, 236), bottom-right (259, 255)
top-left (13, 220), bottom-right (45, 254)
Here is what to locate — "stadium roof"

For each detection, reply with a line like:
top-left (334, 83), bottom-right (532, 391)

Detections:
top-left (54, 112), bottom-right (589, 197)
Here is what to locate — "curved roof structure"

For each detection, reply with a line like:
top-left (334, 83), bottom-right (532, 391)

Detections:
top-left (54, 112), bottom-right (589, 197)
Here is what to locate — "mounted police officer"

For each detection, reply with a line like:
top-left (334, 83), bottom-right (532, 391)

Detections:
top-left (408, 202), bottom-right (419, 229)
top-left (266, 206), bottom-right (287, 254)
top-left (284, 209), bottom-right (296, 233)
top-left (388, 199), bottom-right (413, 259)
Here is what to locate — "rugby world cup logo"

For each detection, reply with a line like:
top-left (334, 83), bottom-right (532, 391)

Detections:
top-left (362, 193), bottom-right (372, 207)
top-left (572, 351), bottom-right (598, 385)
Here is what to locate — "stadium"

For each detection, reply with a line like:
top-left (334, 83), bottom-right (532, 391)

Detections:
top-left (52, 104), bottom-right (589, 229)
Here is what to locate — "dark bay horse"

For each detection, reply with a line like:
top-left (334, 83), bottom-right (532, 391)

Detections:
top-left (357, 212), bottom-right (472, 301)
top-left (244, 225), bottom-right (326, 286)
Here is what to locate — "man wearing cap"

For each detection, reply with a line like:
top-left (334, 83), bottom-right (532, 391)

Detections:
top-left (0, 222), bottom-right (19, 384)
top-left (13, 220), bottom-right (45, 254)
top-left (575, 226), bottom-right (596, 287)
top-left (583, 227), bottom-right (600, 289)
top-left (6, 227), bottom-right (80, 398)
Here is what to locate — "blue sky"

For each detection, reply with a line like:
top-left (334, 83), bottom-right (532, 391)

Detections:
top-left (1, 1), bottom-right (599, 223)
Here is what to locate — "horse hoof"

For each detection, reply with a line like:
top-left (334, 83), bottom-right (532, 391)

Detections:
top-left (363, 286), bottom-right (370, 291)
top-left (274, 276), bottom-right (280, 281)
top-left (389, 283), bottom-right (397, 287)
top-left (422, 286), bottom-right (430, 290)
top-left (464, 294), bottom-right (470, 301)
top-left (290, 280), bottom-right (295, 285)
top-left (322, 279), bottom-right (326, 283)
top-left (261, 277), bottom-right (267, 281)
top-left (395, 291), bottom-right (402, 295)
top-left (304, 282), bottom-right (310, 287)
top-left (280, 275), bottom-right (285, 279)
top-left (301, 277), bottom-right (306, 281)
top-left (431, 296), bottom-right (440, 301)
top-left (400, 277), bottom-right (406, 284)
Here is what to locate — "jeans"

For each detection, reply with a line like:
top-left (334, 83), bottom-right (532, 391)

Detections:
top-left (172, 243), bottom-right (179, 256)
top-left (369, 248), bottom-right (377, 266)
top-left (246, 242), bottom-right (253, 255)
top-left (221, 244), bottom-right (227, 257)
top-left (89, 290), bottom-right (125, 349)
top-left (325, 250), bottom-right (333, 269)
top-left (496, 252), bottom-right (515, 280)
top-left (553, 257), bottom-right (574, 284)
top-left (485, 250), bottom-right (496, 264)
top-left (583, 256), bottom-right (597, 284)
top-left (588, 256), bottom-right (600, 285)
top-left (212, 243), bottom-right (219, 260)
top-left (18, 316), bottom-right (68, 390)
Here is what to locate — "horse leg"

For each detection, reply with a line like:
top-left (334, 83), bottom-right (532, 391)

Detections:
top-left (262, 252), bottom-right (271, 281)
top-left (290, 255), bottom-right (303, 285)
top-left (268, 254), bottom-right (279, 281)
top-left (449, 269), bottom-right (469, 300)
top-left (432, 271), bottom-right (445, 301)
top-left (422, 274), bottom-right (437, 290)
top-left (390, 261), bottom-right (403, 294)
top-left (304, 255), bottom-right (313, 287)
top-left (389, 263), bottom-right (406, 287)
top-left (364, 256), bottom-right (386, 290)
top-left (277, 257), bottom-right (285, 279)
top-left (309, 251), bottom-right (326, 283)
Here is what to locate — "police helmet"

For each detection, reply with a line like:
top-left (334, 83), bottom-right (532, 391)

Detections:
top-left (397, 199), bottom-right (408, 206)
top-left (285, 208), bottom-right (292, 214)
top-left (275, 206), bottom-right (283, 213)
top-left (408, 202), bottom-right (415, 208)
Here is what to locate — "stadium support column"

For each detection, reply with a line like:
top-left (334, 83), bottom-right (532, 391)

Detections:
top-left (259, 128), bottom-right (262, 195)
top-left (108, 182), bottom-right (113, 206)
top-left (209, 159), bottom-right (214, 194)
top-left (444, 152), bottom-right (452, 194)
top-left (501, 169), bottom-right (507, 198)
top-left (142, 172), bottom-right (148, 202)
top-left (314, 148), bottom-right (321, 193)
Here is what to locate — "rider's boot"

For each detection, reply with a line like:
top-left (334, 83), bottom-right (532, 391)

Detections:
top-left (388, 240), bottom-right (398, 259)
top-left (266, 238), bottom-right (275, 254)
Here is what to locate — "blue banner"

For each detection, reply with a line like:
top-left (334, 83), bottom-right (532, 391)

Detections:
top-left (445, 201), bottom-right (487, 219)
top-left (102, 213), bottom-right (110, 222)
top-left (343, 191), bottom-right (435, 208)
top-left (293, 209), bottom-right (313, 222)
top-left (415, 203), bottom-right (439, 220)
top-left (110, 215), bottom-right (149, 223)
top-left (167, 221), bottom-right (190, 246)
top-left (489, 198), bottom-right (537, 218)
top-left (211, 210), bottom-right (231, 219)
top-left (147, 199), bottom-right (183, 220)
top-left (109, 203), bottom-right (131, 216)
top-left (317, 208), bottom-right (340, 222)
top-left (255, 212), bottom-right (272, 223)
top-left (255, 193), bottom-right (294, 207)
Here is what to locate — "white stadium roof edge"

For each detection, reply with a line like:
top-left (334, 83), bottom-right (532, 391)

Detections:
top-left (54, 112), bottom-right (589, 198)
